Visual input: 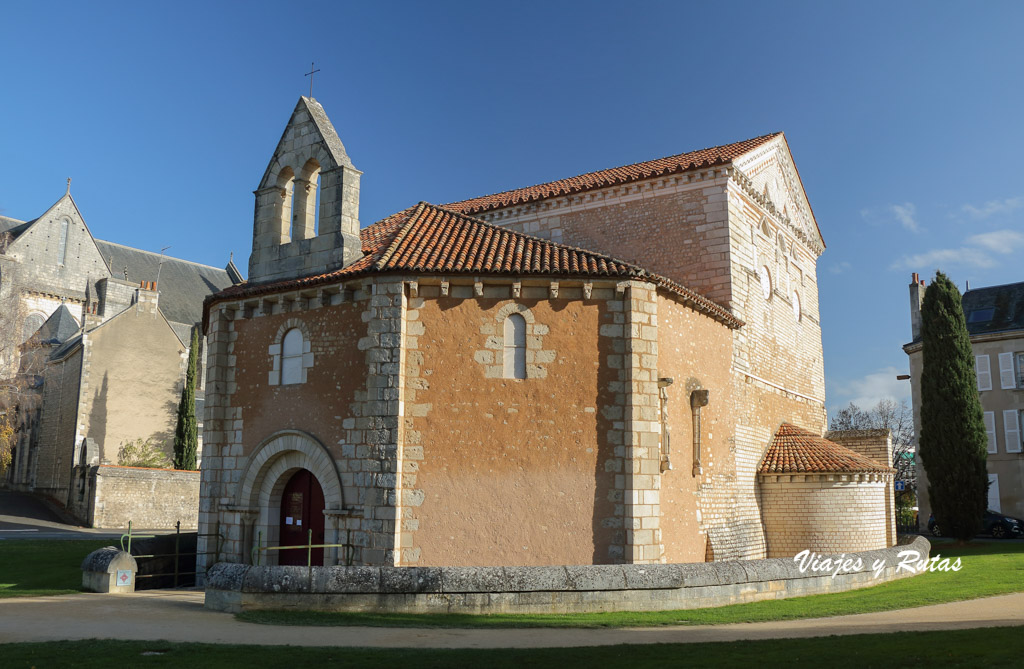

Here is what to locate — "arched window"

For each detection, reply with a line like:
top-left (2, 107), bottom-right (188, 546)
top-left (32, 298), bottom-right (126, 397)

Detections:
top-left (277, 166), bottom-right (295, 243)
top-left (760, 266), bottom-right (772, 301)
top-left (294, 158), bottom-right (321, 240)
top-left (792, 291), bottom-right (801, 321)
top-left (281, 328), bottom-right (304, 385)
top-left (503, 314), bottom-right (526, 379)
top-left (57, 219), bottom-right (70, 265)
top-left (22, 313), bottom-right (46, 343)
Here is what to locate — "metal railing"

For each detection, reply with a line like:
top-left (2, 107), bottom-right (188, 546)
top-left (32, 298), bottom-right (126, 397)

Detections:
top-left (251, 529), bottom-right (354, 568)
top-left (121, 520), bottom-right (224, 588)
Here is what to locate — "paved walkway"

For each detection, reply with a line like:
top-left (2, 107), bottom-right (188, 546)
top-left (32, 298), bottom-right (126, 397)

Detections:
top-left (1, 590), bottom-right (1021, 648)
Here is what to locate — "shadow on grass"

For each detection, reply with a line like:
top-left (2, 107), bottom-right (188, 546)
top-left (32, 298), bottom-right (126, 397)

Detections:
top-left (3, 628), bottom-right (1023, 669)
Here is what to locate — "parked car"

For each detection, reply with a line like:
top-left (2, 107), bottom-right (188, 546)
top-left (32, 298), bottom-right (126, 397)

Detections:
top-left (928, 510), bottom-right (1024, 539)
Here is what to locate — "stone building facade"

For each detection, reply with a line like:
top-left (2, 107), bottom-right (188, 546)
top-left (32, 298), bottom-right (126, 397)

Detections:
top-left (197, 97), bottom-right (893, 576)
top-left (905, 276), bottom-right (1024, 521)
top-left (1, 189), bottom-right (240, 526)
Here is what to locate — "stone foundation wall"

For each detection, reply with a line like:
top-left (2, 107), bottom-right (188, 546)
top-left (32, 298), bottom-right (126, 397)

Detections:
top-left (204, 536), bottom-right (929, 614)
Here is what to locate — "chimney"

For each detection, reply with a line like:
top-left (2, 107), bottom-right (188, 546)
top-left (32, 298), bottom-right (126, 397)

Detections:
top-left (909, 273), bottom-right (926, 341)
top-left (83, 301), bottom-right (102, 331)
top-left (136, 280), bottom-right (159, 315)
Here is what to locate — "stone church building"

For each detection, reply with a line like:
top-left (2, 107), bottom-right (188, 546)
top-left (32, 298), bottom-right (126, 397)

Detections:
top-left (1, 190), bottom-right (240, 526)
top-left (197, 98), bottom-right (894, 573)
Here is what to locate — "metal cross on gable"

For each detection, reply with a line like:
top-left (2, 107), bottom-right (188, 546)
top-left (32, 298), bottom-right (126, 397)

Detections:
top-left (305, 62), bottom-right (321, 98)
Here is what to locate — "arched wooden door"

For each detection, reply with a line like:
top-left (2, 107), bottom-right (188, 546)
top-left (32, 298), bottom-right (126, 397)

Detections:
top-left (278, 469), bottom-right (325, 566)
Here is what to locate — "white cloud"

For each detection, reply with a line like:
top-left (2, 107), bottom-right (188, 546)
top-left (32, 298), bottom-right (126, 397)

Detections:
top-left (861, 202), bottom-right (920, 233)
top-left (829, 261), bottom-right (852, 274)
top-left (889, 247), bottom-right (996, 271)
top-left (960, 196), bottom-right (1024, 220)
top-left (889, 203), bottom-right (919, 233)
top-left (830, 366), bottom-right (912, 413)
top-left (965, 229), bottom-right (1024, 254)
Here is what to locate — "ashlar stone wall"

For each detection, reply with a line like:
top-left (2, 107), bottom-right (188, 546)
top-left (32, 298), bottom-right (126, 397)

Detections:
top-left (759, 473), bottom-right (892, 557)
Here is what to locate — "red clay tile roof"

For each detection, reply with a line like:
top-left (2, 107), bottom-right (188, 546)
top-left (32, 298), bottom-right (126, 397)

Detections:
top-left (208, 203), bottom-right (742, 328)
top-left (759, 423), bottom-right (893, 475)
top-left (444, 133), bottom-right (782, 215)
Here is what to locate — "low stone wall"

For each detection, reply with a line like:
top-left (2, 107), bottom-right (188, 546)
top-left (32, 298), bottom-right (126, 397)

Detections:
top-left (205, 536), bottom-right (931, 614)
top-left (89, 466), bottom-right (200, 529)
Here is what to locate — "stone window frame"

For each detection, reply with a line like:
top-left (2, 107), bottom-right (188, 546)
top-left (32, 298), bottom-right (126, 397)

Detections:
top-left (503, 313), bottom-right (527, 379)
top-left (474, 302), bottom-right (554, 379)
top-left (268, 318), bottom-right (314, 386)
top-left (22, 311), bottom-right (47, 343)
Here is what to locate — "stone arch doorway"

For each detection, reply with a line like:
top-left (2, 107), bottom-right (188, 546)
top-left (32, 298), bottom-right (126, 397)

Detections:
top-left (234, 430), bottom-right (345, 565)
top-left (278, 469), bottom-right (326, 565)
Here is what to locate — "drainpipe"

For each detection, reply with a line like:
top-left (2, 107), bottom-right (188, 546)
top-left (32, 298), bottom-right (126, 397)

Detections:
top-left (690, 389), bottom-right (710, 476)
top-left (658, 377), bottom-right (674, 472)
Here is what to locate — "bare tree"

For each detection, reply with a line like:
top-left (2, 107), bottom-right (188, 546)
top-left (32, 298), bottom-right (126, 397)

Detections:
top-left (830, 398), bottom-right (916, 488)
top-left (0, 261), bottom-right (28, 477)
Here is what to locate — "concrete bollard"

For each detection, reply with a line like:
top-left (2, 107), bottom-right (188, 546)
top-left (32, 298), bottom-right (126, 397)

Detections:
top-left (81, 546), bottom-right (138, 594)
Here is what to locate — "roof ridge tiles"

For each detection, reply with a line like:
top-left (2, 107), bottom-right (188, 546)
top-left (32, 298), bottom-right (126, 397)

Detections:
top-left (444, 132), bottom-right (783, 215)
top-left (759, 423), bottom-right (894, 475)
top-left (206, 201), bottom-right (745, 329)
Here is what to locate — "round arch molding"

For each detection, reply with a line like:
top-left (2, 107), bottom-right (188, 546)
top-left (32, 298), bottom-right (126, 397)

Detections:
top-left (235, 430), bottom-right (346, 566)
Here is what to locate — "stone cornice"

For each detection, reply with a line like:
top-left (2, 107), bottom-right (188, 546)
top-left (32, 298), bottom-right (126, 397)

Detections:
top-left (727, 166), bottom-right (824, 256)
top-left (904, 327), bottom-right (1024, 354)
top-left (758, 471), bottom-right (893, 484)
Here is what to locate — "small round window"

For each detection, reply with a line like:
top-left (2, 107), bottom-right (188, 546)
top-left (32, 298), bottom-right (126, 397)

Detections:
top-left (792, 291), bottom-right (801, 321)
top-left (760, 266), bottom-right (772, 300)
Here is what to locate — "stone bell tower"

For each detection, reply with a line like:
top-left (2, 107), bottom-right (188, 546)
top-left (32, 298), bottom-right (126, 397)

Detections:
top-left (248, 97), bottom-right (362, 284)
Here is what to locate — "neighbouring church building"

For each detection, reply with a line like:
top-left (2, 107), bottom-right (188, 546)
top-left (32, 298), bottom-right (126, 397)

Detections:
top-left (1, 190), bottom-right (240, 527)
top-left (197, 98), bottom-right (894, 574)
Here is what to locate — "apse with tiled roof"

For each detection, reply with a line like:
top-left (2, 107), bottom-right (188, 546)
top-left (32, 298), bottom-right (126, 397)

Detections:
top-left (758, 424), bottom-right (895, 558)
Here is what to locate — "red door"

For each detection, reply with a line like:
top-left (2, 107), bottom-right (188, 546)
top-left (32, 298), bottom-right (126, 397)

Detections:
top-left (278, 469), bottom-right (325, 566)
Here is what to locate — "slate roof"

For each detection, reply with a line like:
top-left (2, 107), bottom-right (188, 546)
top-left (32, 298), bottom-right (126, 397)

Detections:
top-left (211, 202), bottom-right (742, 328)
top-left (96, 240), bottom-right (236, 327)
top-left (444, 133), bottom-right (782, 215)
top-left (0, 215), bottom-right (33, 239)
top-left (34, 305), bottom-right (80, 344)
top-left (759, 423), bottom-right (893, 475)
top-left (961, 280), bottom-right (1024, 337)
top-left (49, 333), bottom-right (83, 362)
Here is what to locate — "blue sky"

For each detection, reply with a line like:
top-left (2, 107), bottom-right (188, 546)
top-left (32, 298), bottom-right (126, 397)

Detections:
top-left (2, 1), bottom-right (1022, 416)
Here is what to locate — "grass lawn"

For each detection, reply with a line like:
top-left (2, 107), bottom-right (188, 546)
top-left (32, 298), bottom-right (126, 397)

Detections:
top-left (238, 541), bottom-right (1024, 628)
top-left (3, 628), bottom-right (1023, 668)
top-left (0, 539), bottom-right (113, 598)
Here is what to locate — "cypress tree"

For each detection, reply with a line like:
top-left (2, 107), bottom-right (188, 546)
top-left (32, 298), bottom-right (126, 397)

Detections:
top-left (919, 271), bottom-right (988, 542)
top-left (173, 326), bottom-right (200, 470)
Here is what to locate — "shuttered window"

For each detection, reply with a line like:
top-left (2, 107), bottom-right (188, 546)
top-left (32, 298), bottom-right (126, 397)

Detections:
top-left (976, 355), bottom-right (992, 392)
top-left (1004, 410), bottom-right (1022, 454)
top-left (998, 352), bottom-right (1016, 389)
top-left (983, 411), bottom-right (997, 453)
